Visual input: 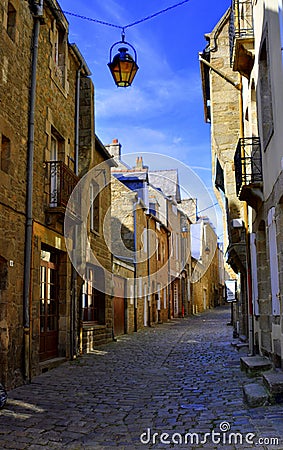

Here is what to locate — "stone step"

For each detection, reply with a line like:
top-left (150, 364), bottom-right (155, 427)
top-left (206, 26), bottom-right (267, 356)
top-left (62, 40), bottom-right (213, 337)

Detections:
top-left (243, 382), bottom-right (269, 407)
top-left (236, 342), bottom-right (249, 351)
top-left (263, 371), bottom-right (283, 404)
top-left (240, 355), bottom-right (273, 377)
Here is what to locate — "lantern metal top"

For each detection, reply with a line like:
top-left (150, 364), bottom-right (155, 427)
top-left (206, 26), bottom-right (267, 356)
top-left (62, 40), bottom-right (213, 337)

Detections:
top-left (108, 30), bottom-right (139, 87)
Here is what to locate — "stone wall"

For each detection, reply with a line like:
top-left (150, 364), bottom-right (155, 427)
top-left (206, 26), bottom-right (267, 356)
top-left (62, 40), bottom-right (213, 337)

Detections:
top-left (0, 0), bottom-right (114, 387)
top-left (0, 0), bottom-right (33, 389)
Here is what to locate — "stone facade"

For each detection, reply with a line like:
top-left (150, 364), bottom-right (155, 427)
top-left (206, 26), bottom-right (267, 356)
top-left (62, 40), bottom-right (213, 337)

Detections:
top-left (111, 153), bottom-right (195, 326)
top-left (200, 9), bottom-right (249, 339)
top-left (111, 175), bottom-right (148, 333)
top-left (191, 219), bottom-right (222, 313)
top-left (247, 0), bottom-right (283, 368)
top-left (201, 0), bottom-right (283, 367)
top-left (0, 0), bottom-right (114, 389)
top-left (0, 0), bottom-right (35, 389)
top-left (111, 164), bottom-right (171, 330)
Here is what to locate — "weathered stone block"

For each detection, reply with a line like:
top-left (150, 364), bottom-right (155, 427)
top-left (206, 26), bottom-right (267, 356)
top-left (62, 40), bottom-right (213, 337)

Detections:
top-left (240, 355), bottom-right (272, 377)
top-left (263, 371), bottom-right (283, 404)
top-left (243, 382), bottom-right (269, 407)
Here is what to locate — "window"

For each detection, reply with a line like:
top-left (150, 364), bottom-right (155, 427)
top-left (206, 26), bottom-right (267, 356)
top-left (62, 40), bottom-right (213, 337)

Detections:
top-left (82, 266), bottom-right (105, 323)
top-left (47, 128), bottom-right (67, 207)
top-left (53, 22), bottom-right (66, 86)
top-left (7, 2), bottom-right (16, 41)
top-left (40, 247), bottom-right (59, 361)
top-left (0, 256), bottom-right (8, 291)
top-left (142, 227), bottom-right (148, 256)
top-left (173, 282), bottom-right (178, 316)
top-left (138, 277), bottom-right (142, 297)
top-left (82, 267), bottom-right (98, 322)
top-left (50, 127), bottom-right (64, 160)
top-left (1, 134), bottom-right (10, 173)
top-left (176, 234), bottom-right (179, 260)
top-left (49, 133), bottom-right (59, 206)
top-left (259, 35), bottom-right (273, 149)
top-left (157, 283), bottom-right (161, 311)
top-left (90, 182), bottom-right (100, 233)
top-left (157, 238), bottom-right (161, 261)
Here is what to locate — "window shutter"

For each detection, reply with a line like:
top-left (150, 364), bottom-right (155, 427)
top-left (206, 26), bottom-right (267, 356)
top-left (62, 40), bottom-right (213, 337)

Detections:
top-left (267, 207), bottom-right (280, 315)
top-left (250, 233), bottom-right (259, 316)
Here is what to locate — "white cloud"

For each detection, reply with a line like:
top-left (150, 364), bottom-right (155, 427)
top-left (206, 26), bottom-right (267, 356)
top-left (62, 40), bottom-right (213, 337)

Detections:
top-left (95, 70), bottom-right (201, 120)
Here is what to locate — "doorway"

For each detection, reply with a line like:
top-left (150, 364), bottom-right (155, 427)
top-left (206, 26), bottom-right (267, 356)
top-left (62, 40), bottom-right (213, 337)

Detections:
top-left (39, 248), bottom-right (59, 361)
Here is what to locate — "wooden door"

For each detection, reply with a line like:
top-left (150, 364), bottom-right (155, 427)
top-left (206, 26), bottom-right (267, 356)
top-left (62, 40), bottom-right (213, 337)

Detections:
top-left (39, 250), bottom-right (59, 361)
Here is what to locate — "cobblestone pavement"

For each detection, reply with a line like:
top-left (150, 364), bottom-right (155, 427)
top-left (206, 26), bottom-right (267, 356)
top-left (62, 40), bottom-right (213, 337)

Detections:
top-left (1, 306), bottom-right (283, 450)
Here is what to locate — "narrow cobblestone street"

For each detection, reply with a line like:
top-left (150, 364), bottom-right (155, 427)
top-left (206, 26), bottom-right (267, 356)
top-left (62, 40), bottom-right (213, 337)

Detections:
top-left (1, 306), bottom-right (283, 449)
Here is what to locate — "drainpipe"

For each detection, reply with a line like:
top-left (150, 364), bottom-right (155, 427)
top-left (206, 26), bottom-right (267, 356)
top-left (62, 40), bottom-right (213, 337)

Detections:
top-left (199, 55), bottom-right (241, 91)
top-left (146, 215), bottom-right (151, 327)
top-left (166, 200), bottom-right (171, 320)
top-left (70, 64), bottom-right (82, 359)
top-left (74, 64), bottom-right (82, 176)
top-left (23, 1), bottom-right (43, 382)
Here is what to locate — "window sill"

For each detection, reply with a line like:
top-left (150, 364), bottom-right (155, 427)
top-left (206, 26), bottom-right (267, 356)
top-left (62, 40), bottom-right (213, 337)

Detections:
top-left (90, 229), bottom-right (100, 237)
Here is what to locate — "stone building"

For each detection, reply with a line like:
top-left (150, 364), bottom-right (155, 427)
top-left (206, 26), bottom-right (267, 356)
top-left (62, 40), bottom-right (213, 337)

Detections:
top-left (108, 143), bottom-right (195, 326)
top-left (0, 0), bottom-right (33, 389)
top-left (191, 218), bottom-right (221, 313)
top-left (199, 7), bottom-right (249, 339)
top-left (237, 0), bottom-right (283, 366)
top-left (148, 170), bottom-right (183, 318)
top-left (200, 0), bottom-right (283, 368)
top-left (111, 153), bottom-right (172, 329)
top-left (111, 175), bottom-right (148, 334)
top-left (0, 0), bottom-right (114, 389)
top-left (148, 185), bottom-right (171, 323)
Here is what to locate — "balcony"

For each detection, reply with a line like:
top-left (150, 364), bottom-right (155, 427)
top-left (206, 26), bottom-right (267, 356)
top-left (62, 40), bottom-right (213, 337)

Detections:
top-left (45, 161), bottom-right (79, 222)
top-left (229, 0), bottom-right (254, 78)
top-left (234, 137), bottom-right (263, 209)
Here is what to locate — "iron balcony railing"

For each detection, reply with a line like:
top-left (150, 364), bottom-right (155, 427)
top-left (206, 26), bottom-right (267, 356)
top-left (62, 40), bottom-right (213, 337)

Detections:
top-left (234, 137), bottom-right (262, 197)
top-left (229, 0), bottom-right (254, 66)
top-left (45, 161), bottom-right (79, 208)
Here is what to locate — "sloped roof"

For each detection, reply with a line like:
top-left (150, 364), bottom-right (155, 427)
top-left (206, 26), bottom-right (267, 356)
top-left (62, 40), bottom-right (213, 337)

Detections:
top-left (148, 169), bottom-right (181, 203)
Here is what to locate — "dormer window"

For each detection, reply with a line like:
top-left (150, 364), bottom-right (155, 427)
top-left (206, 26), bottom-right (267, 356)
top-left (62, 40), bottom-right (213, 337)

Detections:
top-left (7, 2), bottom-right (16, 41)
top-left (51, 20), bottom-right (67, 89)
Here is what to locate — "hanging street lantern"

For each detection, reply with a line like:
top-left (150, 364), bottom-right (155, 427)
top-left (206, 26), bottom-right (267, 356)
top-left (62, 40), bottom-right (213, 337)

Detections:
top-left (108, 30), bottom-right (139, 87)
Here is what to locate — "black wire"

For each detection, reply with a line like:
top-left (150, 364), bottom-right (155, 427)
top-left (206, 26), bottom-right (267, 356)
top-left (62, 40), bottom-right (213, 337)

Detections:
top-left (124, 0), bottom-right (191, 29)
top-left (197, 203), bottom-right (218, 215)
top-left (60, 10), bottom-right (122, 29)
top-left (60, 0), bottom-right (191, 31)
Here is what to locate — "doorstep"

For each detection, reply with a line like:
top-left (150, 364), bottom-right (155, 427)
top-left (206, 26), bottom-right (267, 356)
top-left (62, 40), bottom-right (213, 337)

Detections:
top-left (240, 355), bottom-right (272, 377)
top-left (39, 357), bottom-right (67, 374)
top-left (243, 382), bottom-right (269, 407)
top-left (263, 371), bottom-right (283, 404)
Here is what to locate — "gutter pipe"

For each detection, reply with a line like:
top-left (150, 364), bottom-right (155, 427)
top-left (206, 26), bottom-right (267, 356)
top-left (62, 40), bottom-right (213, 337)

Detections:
top-left (23, 1), bottom-right (43, 382)
top-left (70, 63), bottom-right (82, 360)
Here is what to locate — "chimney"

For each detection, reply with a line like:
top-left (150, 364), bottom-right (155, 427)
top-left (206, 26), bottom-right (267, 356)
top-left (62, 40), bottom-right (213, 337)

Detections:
top-left (135, 156), bottom-right (144, 169)
top-left (105, 138), bottom-right (121, 160)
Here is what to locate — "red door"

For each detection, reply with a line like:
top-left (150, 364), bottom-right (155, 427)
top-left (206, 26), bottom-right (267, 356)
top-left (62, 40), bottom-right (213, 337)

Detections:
top-left (39, 249), bottom-right (59, 361)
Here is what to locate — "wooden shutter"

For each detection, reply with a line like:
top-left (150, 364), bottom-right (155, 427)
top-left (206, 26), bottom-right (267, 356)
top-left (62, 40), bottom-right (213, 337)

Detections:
top-left (250, 233), bottom-right (259, 315)
top-left (267, 207), bottom-right (280, 315)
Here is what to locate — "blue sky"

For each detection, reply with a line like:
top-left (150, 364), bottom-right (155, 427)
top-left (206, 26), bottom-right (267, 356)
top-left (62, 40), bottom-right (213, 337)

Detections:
top-left (59, 0), bottom-right (231, 238)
